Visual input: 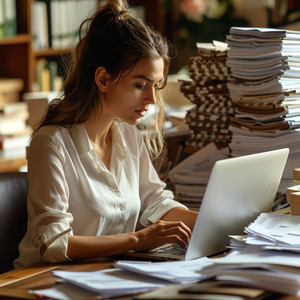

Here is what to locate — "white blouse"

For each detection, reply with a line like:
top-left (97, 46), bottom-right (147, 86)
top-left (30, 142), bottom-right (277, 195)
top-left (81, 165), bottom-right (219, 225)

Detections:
top-left (14, 121), bottom-right (186, 268)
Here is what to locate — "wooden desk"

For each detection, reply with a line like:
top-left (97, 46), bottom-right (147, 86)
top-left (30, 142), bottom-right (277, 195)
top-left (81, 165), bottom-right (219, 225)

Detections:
top-left (0, 259), bottom-right (299, 300)
top-left (0, 258), bottom-right (130, 300)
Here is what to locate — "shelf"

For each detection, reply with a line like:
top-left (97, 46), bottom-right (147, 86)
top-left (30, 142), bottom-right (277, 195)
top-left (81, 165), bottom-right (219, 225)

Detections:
top-left (34, 47), bottom-right (73, 58)
top-left (0, 153), bottom-right (27, 173)
top-left (0, 34), bottom-right (31, 46)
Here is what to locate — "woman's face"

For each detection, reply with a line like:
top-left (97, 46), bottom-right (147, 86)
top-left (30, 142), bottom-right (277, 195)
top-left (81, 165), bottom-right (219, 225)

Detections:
top-left (102, 57), bottom-right (164, 125)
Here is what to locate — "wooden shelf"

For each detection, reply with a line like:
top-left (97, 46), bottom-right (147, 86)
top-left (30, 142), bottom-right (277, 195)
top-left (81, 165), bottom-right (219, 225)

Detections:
top-left (0, 34), bottom-right (31, 46)
top-left (34, 47), bottom-right (74, 58)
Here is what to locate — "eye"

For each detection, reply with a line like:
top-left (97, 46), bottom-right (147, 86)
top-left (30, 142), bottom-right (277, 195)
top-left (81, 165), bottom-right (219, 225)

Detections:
top-left (154, 80), bottom-right (164, 90)
top-left (154, 84), bottom-right (161, 90)
top-left (136, 83), bottom-right (147, 90)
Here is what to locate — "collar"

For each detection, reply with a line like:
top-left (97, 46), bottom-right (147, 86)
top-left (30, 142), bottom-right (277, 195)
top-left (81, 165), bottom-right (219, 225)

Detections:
top-left (69, 122), bottom-right (128, 159)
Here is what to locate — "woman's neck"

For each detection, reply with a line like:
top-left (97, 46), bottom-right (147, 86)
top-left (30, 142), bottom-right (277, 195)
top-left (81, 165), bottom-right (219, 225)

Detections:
top-left (84, 118), bottom-right (114, 170)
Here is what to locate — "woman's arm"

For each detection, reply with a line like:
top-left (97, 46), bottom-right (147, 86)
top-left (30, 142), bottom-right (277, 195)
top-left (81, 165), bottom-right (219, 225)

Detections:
top-left (160, 207), bottom-right (198, 230)
top-left (66, 219), bottom-right (192, 260)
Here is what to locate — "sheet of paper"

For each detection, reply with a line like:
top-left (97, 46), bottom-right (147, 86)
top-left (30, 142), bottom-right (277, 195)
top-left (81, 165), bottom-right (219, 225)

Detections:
top-left (245, 213), bottom-right (300, 245)
top-left (52, 268), bottom-right (166, 298)
top-left (30, 281), bottom-right (99, 300)
top-left (168, 142), bottom-right (227, 184)
top-left (208, 249), bottom-right (300, 267)
top-left (115, 257), bottom-right (213, 283)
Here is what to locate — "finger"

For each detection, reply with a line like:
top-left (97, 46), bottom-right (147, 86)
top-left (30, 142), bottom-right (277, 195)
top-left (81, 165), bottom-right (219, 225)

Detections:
top-left (157, 223), bottom-right (191, 243)
top-left (155, 220), bottom-right (192, 238)
top-left (164, 234), bottom-right (189, 249)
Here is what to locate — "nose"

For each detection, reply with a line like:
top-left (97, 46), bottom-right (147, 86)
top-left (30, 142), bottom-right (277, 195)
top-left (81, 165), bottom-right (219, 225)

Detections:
top-left (145, 87), bottom-right (156, 105)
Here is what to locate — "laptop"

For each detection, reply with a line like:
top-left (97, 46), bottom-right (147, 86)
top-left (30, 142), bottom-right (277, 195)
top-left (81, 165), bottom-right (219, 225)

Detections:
top-left (126, 148), bottom-right (289, 261)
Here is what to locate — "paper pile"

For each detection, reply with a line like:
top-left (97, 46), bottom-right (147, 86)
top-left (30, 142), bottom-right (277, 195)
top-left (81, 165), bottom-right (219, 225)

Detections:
top-left (201, 213), bottom-right (300, 296)
top-left (229, 212), bottom-right (300, 252)
top-left (202, 249), bottom-right (300, 297)
top-left (114, 257), bottom-right (212, 283)
top-left (179, 41), bottom-right (233, 153)
top-left (168, 142), bottom-right (227, 210)
top-left (226, 27), bottom-right (300, 193)
top-left (30, 258), bottom-right (213, 299)
top-left (31, 268), bottom-right (166, 299)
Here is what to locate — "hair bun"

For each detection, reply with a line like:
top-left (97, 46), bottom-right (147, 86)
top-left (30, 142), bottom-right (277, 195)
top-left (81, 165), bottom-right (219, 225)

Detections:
top-left (106, 0), bottom-right (128, 14)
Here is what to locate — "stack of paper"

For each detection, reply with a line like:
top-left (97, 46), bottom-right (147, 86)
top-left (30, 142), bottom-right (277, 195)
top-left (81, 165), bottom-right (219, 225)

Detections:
top-left (30, 259), bottom-right (213, 299)
top-left (229, 212), bottom-right (300, 252)
top-left (226, 27), bottom-right (300, 193)
top-left (114, 257), bottom-right (212, 284)
top-left (51, 268), bottom-right (166, 298)
top-left (179, 41), bottom-right (233, 153)
top-left (202, 248), bottom-right (300, 297)
top-left (168, 142), bottom-right (227, 210)
top-left (203, 212), bottom-right (300, 296)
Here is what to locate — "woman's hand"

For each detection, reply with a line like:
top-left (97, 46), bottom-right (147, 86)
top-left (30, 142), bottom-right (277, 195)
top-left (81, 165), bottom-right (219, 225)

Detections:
top-left (132, 220), bottom-right (192, 252)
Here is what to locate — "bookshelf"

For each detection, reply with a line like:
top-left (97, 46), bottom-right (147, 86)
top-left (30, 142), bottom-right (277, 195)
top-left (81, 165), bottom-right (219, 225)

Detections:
top-left (0, 0), bottom-right (166, 94)
top-left (0, 0), bottom-right (167, 172)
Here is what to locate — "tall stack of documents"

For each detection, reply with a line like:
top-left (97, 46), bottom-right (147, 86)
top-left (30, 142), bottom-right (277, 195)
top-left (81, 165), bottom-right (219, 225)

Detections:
top-left (226, 27), bottom-right (300, 192)
top-left (179, 42), bottom-right (234, 153)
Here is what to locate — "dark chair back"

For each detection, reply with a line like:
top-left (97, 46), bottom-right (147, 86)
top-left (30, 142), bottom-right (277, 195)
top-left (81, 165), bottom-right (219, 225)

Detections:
top-left (0, 172), bottom-right (28, 273)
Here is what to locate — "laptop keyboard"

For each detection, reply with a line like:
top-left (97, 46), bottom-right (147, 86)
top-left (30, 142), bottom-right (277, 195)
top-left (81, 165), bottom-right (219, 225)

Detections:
top-left (151, 243), bottom-right (186, 255)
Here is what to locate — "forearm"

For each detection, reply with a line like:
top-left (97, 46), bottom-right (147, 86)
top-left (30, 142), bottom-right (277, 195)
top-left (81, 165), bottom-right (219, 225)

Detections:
top-left (67, 233), bottom-right (137, 260)
top-left (66, 216), bottom-right (194, 260)
top-left (160, 207), bottom-right (198, 230)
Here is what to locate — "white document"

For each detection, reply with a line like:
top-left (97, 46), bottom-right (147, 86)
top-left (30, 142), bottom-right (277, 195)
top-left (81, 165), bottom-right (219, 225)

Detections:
top-left (245, 213), bottom-right (300, 246)
top-left (168, 143), bottom-right (227, 184)
top-left (208, 248), bottom-right (300, 267)
top-left (52, 268), bottom-right (166, 298)
top-left (114, 257), bottom-right (213, 283)
top-left (30, 281), bottom-right (99, 300)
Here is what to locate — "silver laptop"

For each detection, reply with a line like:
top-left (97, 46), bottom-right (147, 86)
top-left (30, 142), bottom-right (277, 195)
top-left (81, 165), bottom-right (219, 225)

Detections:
top-left (126, 148), bottom-right (289, 261)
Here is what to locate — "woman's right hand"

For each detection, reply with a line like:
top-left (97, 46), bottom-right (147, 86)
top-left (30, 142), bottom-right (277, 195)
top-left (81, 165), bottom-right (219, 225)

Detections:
top-left (131, 220), bottom-right (192, 252)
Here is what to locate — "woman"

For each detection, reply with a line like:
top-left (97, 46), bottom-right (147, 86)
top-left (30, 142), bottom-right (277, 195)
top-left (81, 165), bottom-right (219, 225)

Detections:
top-left (14, 0), bottom-right (197, 268)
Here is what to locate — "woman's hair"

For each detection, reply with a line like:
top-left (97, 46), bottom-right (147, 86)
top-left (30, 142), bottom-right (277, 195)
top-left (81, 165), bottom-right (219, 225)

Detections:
top-left (37, 0), bottom-right (173, 159)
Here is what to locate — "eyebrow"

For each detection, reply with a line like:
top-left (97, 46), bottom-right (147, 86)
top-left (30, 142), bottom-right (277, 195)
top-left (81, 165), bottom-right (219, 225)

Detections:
top-left (135, 75), bottom-right (154, 82)
top-left (135, 75), bottom-right (164, 84)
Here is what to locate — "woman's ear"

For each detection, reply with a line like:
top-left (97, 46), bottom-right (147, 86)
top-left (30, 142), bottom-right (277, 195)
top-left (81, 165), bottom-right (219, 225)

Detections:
top-left (95, 66), bottom-right (111, 92)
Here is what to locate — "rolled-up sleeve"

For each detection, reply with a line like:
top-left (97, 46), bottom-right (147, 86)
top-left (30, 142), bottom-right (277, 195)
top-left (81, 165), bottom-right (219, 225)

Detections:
top-left (137, 131), bottom-right (187, 227)
top-left (27, 132), bottom-right (73, 263)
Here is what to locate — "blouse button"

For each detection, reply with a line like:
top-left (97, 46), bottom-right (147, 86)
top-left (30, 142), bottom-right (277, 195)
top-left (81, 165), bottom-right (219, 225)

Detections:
top-left (109, 186), bottom-right (119, 193)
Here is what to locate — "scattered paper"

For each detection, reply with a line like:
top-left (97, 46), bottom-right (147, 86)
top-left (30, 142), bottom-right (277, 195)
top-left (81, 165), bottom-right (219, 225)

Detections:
top-left (115, 257), bottom-right (213, 283)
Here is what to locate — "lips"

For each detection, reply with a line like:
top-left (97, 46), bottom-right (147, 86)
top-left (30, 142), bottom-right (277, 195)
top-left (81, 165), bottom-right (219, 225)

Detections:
top-left (135, 109), bottom-right (148, 117)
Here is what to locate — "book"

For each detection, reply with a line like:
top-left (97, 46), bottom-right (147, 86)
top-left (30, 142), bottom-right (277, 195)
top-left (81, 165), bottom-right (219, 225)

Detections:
top-left (0, 77), bottom-right (24, 108)
top-left (0, 0), bottom-right (4, 38)
top-left (0, 131), bottom-right (31, 152)
top-left (32, 1), bottom-right (49, 50)
top-left (3, 0), bottom-right (17, 37)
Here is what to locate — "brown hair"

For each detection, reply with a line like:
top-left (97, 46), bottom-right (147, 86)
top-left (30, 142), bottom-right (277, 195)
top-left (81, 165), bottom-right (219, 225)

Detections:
top-left (37, 0), bottom-right (172, 158)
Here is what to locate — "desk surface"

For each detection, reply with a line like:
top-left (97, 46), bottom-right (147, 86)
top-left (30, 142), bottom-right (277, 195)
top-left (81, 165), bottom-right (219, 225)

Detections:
top-left (0, 259), bottom-right (299, 300)
top-left (0, 259), bottom-right (125, 300)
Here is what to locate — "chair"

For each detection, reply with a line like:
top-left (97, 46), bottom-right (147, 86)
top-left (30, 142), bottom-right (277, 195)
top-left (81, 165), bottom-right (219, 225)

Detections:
top-left (0, 172), bottom-right (28, 273)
